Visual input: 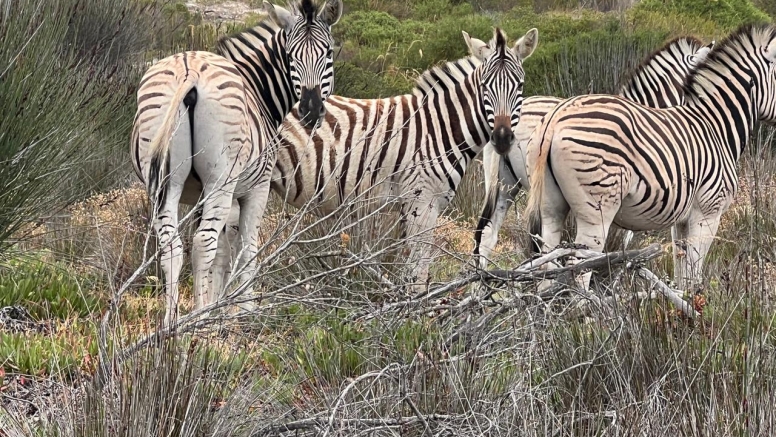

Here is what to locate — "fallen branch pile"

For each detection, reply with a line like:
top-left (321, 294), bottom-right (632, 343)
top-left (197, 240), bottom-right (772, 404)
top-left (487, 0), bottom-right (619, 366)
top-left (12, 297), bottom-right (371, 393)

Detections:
top-left (358, 243), bottom-right (698, 322)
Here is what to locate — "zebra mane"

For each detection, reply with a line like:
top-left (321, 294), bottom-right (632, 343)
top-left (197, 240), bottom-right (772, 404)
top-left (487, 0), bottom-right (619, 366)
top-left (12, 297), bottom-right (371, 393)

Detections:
top-left (682, 23), bottom-right (776, 96)
top-left (215, 0), bottom-right (324, 50)
top-left (216, 17), bottom-right (282, 54)
top-left (619, 36), bottom-right (704, 90)
top-left (413, 56), bottom-right (483, 97)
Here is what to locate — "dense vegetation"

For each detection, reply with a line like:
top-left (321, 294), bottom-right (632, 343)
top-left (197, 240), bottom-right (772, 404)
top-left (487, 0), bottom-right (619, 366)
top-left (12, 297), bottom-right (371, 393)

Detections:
top-left (0, 0), bottom-right (775, 435)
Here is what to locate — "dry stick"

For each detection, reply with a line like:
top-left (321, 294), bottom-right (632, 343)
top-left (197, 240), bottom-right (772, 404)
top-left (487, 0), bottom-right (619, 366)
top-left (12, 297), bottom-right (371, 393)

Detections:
top-left (255, 415), bottom-right (462, 435)
top-left (360, 244), bottom-right (665, 321)
top-left (637, 267), bottom-right (699, 319)
top-left (321, 363), bottom-right (399, 437)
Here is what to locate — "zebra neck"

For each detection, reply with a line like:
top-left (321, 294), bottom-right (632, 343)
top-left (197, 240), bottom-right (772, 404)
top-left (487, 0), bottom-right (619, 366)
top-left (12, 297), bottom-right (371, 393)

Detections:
top-left (257, 31), bottom-right (296, 128)
top-left (412, 69), bottom-right (489, 162)
top-left (686, 72), bottom-right (755, 163)
top-left (218, 24), bottom-right (295, 129)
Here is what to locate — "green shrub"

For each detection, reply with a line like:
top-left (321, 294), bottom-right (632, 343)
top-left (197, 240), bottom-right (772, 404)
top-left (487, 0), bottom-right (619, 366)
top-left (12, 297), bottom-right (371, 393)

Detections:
top-left (334, 62), bottom-right (415, 98)
top-left (525, 29), bottom-right (668, 97)
top-left (0, 252), bottom-right (104, 319)
top-left (0, 320), bottom-right (98, 377)
top-left (0, 1), bottom-right (128, 253)
top-left (632, 0), bottom-right (770, 33)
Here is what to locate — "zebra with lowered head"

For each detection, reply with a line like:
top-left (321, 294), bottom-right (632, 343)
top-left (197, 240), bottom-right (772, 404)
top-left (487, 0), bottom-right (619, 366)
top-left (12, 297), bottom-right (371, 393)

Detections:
top-left (131, 0), bottom-right (342, 324)
top-left (525, 24), bottom-right (776, 291)
top-left (473, 36), bottom-right (715, 270)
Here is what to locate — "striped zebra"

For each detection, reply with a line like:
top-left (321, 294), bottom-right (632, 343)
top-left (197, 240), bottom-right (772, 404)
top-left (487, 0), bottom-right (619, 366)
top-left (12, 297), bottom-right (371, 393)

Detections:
top-left (131, 0), bottom-right (342, 324)
top-left (473, 36), bottom-right (714, 270)
top-left (525, 24), bottom-right (776, 290)
top-left (244, 27), bottom-right (537, 290)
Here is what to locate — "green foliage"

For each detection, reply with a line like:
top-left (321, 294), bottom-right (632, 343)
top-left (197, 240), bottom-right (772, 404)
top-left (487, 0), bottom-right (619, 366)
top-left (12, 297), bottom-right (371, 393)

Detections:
top-left (43, 338), bottom-right (261, 437)
top-left (526, 29), bottom-right (668, 97)
top-left (267, 307), bottom-right (445, 385)
top-left (753, 0), bottom-right (776, 17)
top-left (0, 253), bottom-right (103, 320)
top-left (633, 0), bottom-right (770, 33)
top-left (333, 1), bottom-right (670, 99)
top-left (0, 321), bottom-right (97, 377)
top-left (0, 1), bottom-right (131, 254)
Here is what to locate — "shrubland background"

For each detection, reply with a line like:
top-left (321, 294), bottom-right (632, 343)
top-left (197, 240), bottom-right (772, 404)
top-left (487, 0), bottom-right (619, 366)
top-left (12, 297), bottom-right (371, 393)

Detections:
top-left (1, 0), bottom-right (775, 435)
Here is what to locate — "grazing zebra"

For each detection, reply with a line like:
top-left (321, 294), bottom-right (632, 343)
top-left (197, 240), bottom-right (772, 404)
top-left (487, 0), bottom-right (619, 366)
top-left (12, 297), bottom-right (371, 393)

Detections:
top-left (473, 36), bottom-right (714, 270)
top-left (525, 24), bottom-right (776, 290)
top-left (225, 27), bottom-right (536, 290)
top-left (131, 0), bottom-right (342, 324)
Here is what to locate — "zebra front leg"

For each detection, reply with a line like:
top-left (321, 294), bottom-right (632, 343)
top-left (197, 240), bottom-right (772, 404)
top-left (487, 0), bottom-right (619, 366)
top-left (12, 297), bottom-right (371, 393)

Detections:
top-left (400, 199), bottom-right (440, 295)
top-left (232, 178), bottom-right (272, 313)
top-left (474, 149), bottom-right (523, 270)
top-left (673, 211), bottom-right (722, 291)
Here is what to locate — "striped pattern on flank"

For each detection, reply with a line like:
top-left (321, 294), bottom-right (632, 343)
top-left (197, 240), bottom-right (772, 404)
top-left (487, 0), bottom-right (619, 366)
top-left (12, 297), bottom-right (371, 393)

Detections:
top-left (473, 36), bottom-right (714, 269)
top-left (525, 25), bottom-right (776, 290)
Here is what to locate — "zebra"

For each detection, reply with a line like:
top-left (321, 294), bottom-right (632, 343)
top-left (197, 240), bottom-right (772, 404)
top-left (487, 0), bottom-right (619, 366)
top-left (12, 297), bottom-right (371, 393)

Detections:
top-left (131, 0), bottom-right (343, 324)
top-left (524, 24), bottom-right (776, 291)
top-left (473, 36), bottom-right (714, 270)
top-left (215, 27), bottom-right (538, 291)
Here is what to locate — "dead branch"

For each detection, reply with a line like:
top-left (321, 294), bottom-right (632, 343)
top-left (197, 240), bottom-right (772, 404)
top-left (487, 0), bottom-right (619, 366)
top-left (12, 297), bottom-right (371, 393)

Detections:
top-left (637, 267), bottom-right (699, 319)
top-left (253, 414), bottom-right (465, 436)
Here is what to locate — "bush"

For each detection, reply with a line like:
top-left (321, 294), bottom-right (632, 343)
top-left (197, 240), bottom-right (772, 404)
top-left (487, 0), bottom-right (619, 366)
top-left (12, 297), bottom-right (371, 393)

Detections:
top-left (0, 320), bottom-right (98, 377)
top-left (632, 0), bottom-right (770, 33)
top-left (0, 252), bottom-right (103, 320)
top-left (0, 1), bottom-right (132, 254)
top-left (525, 29), bottom-right (668, 97)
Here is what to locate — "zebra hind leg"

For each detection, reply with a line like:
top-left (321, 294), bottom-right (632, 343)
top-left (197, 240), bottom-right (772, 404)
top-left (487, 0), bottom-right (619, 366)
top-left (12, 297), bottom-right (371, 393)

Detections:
top-left (673, 211), bottom-right (722, 292)
top-left (570, 216), bottom-right (614, 292)
top-left (191, 182), bottom-right (238, 315)
top-left (232, 177), bottom-right (272, 314)
top-left (209, 203), bottom-right (240, 305)
top-left (532, 173), bottom-right (569, 292)
top-left (152, 118), bottom-right (192, 326)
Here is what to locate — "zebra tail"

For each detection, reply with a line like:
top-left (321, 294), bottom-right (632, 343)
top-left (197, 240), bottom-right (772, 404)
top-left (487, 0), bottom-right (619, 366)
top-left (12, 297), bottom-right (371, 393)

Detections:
top-left (524, 117), bottom-right (555, 255)
top-left (146, 74), bottom-right (199, 207)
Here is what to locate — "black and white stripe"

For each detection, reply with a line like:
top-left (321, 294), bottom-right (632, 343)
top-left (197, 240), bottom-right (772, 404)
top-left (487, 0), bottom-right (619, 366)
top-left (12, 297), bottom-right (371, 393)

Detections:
top-left (131, 0), bottom-right (342, 323)
top-left (473, 36), bottom-right (714, 270)
top-left (266, 27), bottom-right (538, 289)
top-left (525, 24), bottom-right (776, 290)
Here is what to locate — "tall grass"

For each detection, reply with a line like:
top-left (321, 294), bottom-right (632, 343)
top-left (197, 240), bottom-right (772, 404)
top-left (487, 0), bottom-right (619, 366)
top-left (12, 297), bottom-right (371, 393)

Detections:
top-left (0, 0), bottom-right (140, 256)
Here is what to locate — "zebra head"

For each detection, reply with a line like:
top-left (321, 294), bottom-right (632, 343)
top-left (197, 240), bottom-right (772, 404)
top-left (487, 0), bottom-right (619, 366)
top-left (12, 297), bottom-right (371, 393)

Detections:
top-left (464, 27), bottom-right (538, 155)
top-left (759, 29), bottom-right (776, 123)
top-left (264, 0), bottom-right (343, 127)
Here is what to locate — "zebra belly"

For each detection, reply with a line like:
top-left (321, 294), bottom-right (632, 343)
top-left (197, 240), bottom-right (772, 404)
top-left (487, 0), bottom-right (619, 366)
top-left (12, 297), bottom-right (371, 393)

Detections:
top-left (612, 193), bottom-right (692, 231)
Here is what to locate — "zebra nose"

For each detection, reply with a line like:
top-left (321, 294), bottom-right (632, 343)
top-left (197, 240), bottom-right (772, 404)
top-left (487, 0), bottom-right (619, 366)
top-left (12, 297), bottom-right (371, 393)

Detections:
top-left (299, 86), bottom-right (323, 127)
top-left (491, 117), bottom-right (514, 155)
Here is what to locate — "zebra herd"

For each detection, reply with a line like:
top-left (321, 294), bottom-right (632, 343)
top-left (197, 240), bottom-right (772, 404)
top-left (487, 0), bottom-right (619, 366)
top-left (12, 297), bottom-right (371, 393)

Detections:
top-left (131, 0), bottom-right (776, 323)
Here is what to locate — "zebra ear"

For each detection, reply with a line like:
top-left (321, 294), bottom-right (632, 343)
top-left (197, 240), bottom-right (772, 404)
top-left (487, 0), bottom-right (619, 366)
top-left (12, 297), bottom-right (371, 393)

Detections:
top-left (690, 40), bottom-right (714, 67)
top-left (463, 31), bottom-right (492, 62)
top-left (765, 38), bottom-right (776, 63)
top-left (263, 1), bottom-right (295, 31)
top-left (513, 28), bottom-right (539, 61)
top-left (319, 0), bottom-right (343, 27)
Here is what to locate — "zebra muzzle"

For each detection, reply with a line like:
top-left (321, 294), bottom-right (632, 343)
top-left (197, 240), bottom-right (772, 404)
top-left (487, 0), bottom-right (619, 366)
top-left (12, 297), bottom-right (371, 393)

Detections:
top-left (491, 117), bottom-right (514, 155)
top-left (299, 85), bottom-right (324, 127)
